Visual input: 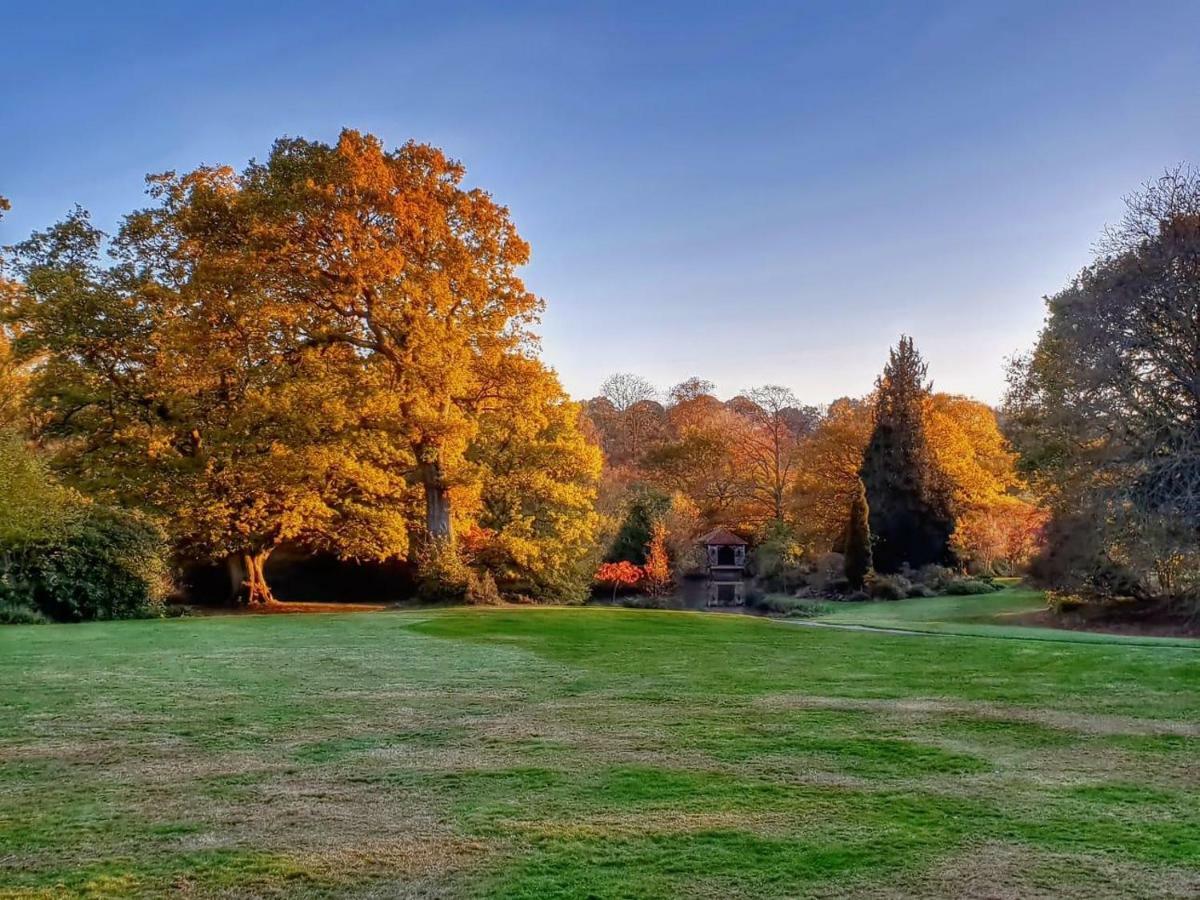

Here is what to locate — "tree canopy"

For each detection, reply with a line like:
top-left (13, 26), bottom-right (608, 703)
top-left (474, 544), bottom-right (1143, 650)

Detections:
top-left (1006, 168), bottom-right (1200, 604)
top-left (4, 132), bottom-right (599, 604)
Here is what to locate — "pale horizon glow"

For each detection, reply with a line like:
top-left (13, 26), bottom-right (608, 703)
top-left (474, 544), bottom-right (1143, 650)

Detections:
top-left (2, 3), bottom-right (1198, 406)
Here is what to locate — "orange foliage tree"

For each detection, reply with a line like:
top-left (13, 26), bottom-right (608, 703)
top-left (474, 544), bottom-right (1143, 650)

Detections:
top-left (594, 560), bottom-right (642, 602)
top-left (927, 395), bottom-right (1043, 574)
top-left (7, 132), bottom-right (599, 603)
top-left (790, 397), bottom-right (874, 551)
top-left (641, 521), bottom-right (673, 597)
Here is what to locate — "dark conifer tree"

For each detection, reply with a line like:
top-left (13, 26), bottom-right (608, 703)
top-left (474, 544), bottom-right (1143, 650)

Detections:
top-left (859, 336), bottom-right (955, 572)
top-left (844, 477), bottom-right (873, 589)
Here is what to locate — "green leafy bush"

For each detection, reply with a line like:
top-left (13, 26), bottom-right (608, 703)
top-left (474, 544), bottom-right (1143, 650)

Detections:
top-left (945, 578), bottom-right (1001, 595)
top-left (0, 599), bottom-right (49, 625)
top-left (868, 574), bottom-right (912, 601)
top-left (1, 505), bottom-right (170, 622)
top-left (752, 522), bottom-right (806, 592)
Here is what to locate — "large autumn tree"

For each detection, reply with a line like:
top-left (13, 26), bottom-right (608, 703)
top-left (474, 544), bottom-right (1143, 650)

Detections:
top-left (227, 130), bottom-right (543, 545)
top-left (927, 394), bottom-right (1044, 574)
top-left (7, 132), bottom-right (597, 603)
top-left (587, 373), bottom-right (667, 471)
top-left (7, 200), bottom-right (410, 603)
top-left (641, 379), bottom-right (746, 525)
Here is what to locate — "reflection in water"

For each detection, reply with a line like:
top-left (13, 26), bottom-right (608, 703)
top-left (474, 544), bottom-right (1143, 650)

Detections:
top-left (592, 576), bottom-right (743, 612)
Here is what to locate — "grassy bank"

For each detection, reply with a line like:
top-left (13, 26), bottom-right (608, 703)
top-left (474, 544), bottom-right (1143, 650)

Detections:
top-left (810, 587), bottom-right (1200, 646)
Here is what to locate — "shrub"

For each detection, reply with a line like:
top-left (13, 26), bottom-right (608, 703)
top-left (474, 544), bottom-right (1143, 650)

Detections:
top-left (1047, 591), bottom-right (1087, 614)
top-left (906, 584), bottom-right (937, 598)
top-left (868, 574), bottom-right (912, 601)
top-left (0, 599), bottom-right (49, 625)
top-left (617, 594), bottom-right (673, 610)
top-left (1, 505), bottom-right (170, 622)
top-left (753, 521), bottom-right (806, 592)
top-left (913, 564), bottom-right (956, 591)
top-left (784, 601), bottom-right (833, 619)
top-left (808, 552), bottom-right (846, 593)
top-left (465, 569), bottom-right (503, 606)
top-left (945, 578), bottom-right (1001, 595)
top-left (415, 538), bottom-right (470, 603)
top-left (746, 593), bottom-right (832, 618)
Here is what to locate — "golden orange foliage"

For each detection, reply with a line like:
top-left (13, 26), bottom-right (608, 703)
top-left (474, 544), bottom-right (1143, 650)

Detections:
top-left (467, 357), bottom-right (602, 600)
top-left (790, 397), bottom-right (874, 550)
top-left (641, 521), bottom-right (673, 596)
top-left (7, 133), bottom-right (601, 602)
top-left (926, 394), bottom-right (1020, 511)
top-left (790, 393), bottom-right (1041, 572)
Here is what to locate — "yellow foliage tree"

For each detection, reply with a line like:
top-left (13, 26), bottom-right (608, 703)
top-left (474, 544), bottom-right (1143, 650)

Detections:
top-left (926, 395), bottom-right (1043, 573)
top-left (926, 394), bottom-right (1020, 511)
top-left (467, 357), bottom-right (602, 602)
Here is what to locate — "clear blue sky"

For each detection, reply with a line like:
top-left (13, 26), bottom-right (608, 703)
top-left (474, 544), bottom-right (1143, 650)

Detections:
top-left (3, 2), bottom-right (1198, 404)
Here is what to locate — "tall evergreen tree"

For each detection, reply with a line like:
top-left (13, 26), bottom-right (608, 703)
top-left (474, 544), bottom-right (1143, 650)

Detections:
top-left (844, 477), bottom-right (873, 589)
top-left (859, 337), bottom-right (955, 572)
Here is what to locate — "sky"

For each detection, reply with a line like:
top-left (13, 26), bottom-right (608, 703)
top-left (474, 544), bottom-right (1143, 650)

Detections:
top-left (3, 2), bottom-right (1198, 405)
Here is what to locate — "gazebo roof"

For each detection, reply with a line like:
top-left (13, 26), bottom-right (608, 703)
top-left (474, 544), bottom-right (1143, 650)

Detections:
top-left (697, 528), bottom-right (748, 547)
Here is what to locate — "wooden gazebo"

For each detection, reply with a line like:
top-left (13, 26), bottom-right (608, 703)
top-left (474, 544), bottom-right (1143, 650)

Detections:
top-left (697, 528), bottom-right (748, 606)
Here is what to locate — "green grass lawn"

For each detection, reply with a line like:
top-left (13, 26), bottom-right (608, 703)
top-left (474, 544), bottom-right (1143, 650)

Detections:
top-left (2, 605), bottom-right (1199, 898)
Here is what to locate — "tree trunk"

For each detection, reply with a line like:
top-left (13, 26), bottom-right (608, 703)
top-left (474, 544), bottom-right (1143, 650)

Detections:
top-left (417, 454), bottom-right (453, 540)
top-left (227, 549), bottom-right (276, 605)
